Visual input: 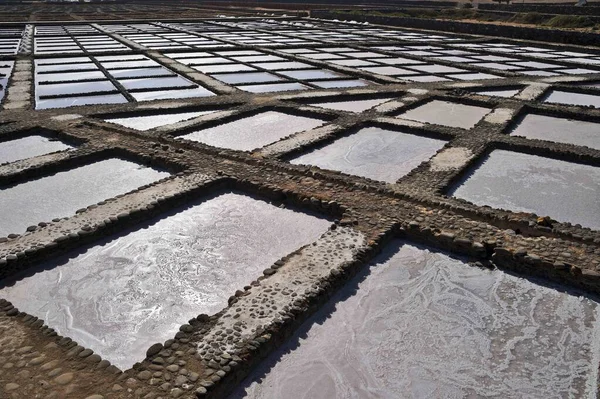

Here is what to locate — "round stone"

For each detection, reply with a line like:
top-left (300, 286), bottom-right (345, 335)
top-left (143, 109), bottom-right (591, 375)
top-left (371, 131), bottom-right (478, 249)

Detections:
top-left (5, 383), bottom-right (19, 391)
top-left (137, 370), bottom-right (152, 381)
top-left (174, 375), bottom-right (187, 386)
top-left (166, 364), bottom-right (179, 372)
top-left (78, 348), bottom-right (93, 358)
top-left (96, 360), bottom-right (111, 369)
top-left (29, 356), bottom-right (46, 365)
top-left (146, 343), bottom-right (163, 357)
top-left (54, 372), bottom-right (74, 385)
top-left (16, 370), bottom-right (30, 379)
top-left (86, 354), bottom-right (102, 364)
top-left (48, 368), bottom-right (62, 377)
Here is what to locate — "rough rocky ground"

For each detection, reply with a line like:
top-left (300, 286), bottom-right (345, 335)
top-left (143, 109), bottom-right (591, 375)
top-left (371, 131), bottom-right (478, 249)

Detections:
top-left (0, 10), bottom-right (599, 399)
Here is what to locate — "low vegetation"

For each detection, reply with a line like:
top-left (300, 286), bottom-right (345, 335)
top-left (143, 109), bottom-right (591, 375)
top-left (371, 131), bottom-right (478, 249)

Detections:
top-left (336, 9), bottom-right (599, 30)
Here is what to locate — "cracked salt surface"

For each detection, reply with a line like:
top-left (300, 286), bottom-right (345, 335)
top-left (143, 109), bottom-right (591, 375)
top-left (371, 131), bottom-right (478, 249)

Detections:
top-left (0, 192), bottom-right (331, 370)
top-left (232, 240), bottom-right (600, 399)
top-left (449, 150), bottom-right (600, 230)
top-left (0, 158), bottom-right (169, 236)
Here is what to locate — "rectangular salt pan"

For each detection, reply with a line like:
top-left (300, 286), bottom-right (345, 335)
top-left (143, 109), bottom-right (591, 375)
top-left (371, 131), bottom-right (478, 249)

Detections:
top-left (313, 80), bottom-right (368, 89)
top-left (239, 83), bottom-right (308, 93)
top-left (310, 98), bottom-right (392, 113)
top-left (36, 80), bottom-right (117, 97)
top-left (181, 111), bottom-right (325, 151)
top-left (450, 150), bottom-right (600, 230)
top-left (106, 111), bottom-right (215, 131)
top-left (213, 72), bottom-right (282, 85)
top-left (544, 90), bottom-right (600, 108)
top-left (0, 158), bottom-right (169, 236)
top-left (291, 127), bottom-right (446, 183)
top-left (400, 100), bottom-right (491, 129)
top-left (0, 135), bottom-right (72, 165)
top-left (36, 94), bottom-right (128, 110)
top-left (510, 114), bottom-right (600, 151)
top-left (0, 192), bottom-right (331, 370)
top-left (233, 240), bottom-right (600, 399)
top-left (130, 87), bottom-right (214, 101)
top-left (475, 88), bottom-right (521, 98)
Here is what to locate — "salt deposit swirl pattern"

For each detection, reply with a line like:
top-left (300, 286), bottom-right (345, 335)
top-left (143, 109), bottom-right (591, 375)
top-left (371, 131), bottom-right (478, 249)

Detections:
top-left (233, 240), bottom-right (600, 399)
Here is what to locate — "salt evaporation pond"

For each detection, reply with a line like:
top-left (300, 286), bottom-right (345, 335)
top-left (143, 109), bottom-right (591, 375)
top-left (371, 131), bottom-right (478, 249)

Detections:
top-left (400, 100), bottom-right (491, 129)
top-left (0, 158), bottom-right (169, 236)
top-left (232, 240), bottom-right (600, 399)
top-left (36, 93), bottom-right (128, 110)
top-left (474, 88), bottom-right (521, 98)
top-left (543, 90), bottom-right (600, 108)
top-left (0, 135), bottom-right (73, 165)
top-left (106, 110), bottom-right (216, 131)
top-left (450, 150), bottom-right (600, 230)
top-left (0, 192), bottom-right (331, 370)
top-left (291, 127), bottom-right (446, 183)
top-left (181, 111), bottom-right (325, 151)
top-left (309, 98), bottom-right (391, 113)
top-left (509, 114), bottom-right (600, 151)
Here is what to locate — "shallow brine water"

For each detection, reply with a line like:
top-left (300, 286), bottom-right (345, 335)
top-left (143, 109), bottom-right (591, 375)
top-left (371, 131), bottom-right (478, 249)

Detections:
top-left (291, 127), bottom-right (446, 183)
top-left (0, 158), bottom-right (169, 236)
top-left (0, 192), bottom-right (330, 370)
top-left (232, 240), bottom-right (600, 399)
top-left (449, 150), bottom-right (600, 230)
top-left (0, 135), bottom-right (73, 165)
